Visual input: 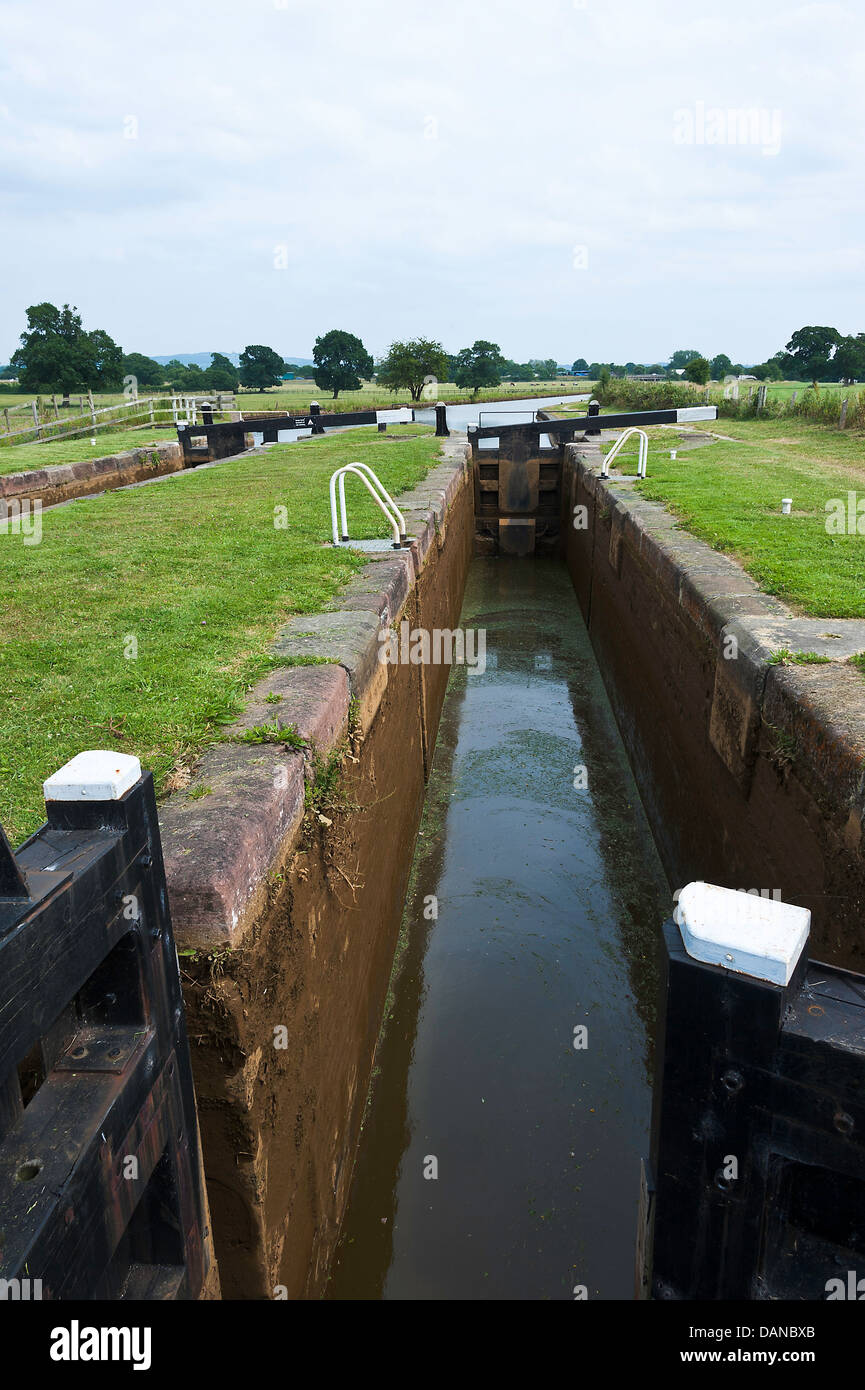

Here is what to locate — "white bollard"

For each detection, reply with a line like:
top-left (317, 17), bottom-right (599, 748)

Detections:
top-left (44, 750), bottom-right (142, 802)
top-left (781, 498), bottom-right (793, 515)
top-left (674, 881), bottom-right (809, 986)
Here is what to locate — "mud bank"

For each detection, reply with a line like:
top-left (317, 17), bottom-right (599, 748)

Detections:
top-left (562, 439), bottom-right (865, 969)
top-left (0, 441), bottom-right (185, 509)
top-left (159, 440), bottom-right (473, 1297)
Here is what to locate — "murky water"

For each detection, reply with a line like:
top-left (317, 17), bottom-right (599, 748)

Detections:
top-left (327, 558), bottom-right (669, 1301)
top-left (415, 393), bottom-right (591, 451)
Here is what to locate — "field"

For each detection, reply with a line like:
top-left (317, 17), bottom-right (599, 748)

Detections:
top-left (0, 379), bottom-right (590, 454)
top-left (0, 423), bottom-right (441, 845)
top-left (0, 378), bottom-right (588, 416)
top-left (568, 415), bottom-right (865, 619)
top-left (760, 380), bottom-right (850, 401)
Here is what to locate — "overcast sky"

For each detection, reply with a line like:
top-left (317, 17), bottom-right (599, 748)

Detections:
top-left (1, 0), bottom-right (863, 365)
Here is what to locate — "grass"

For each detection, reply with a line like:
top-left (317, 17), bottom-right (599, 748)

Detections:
top-left (0, 423), bottom-right (441, 844)
top-left (0, 379), bottom-right (590, 421)
top-left (233, 379), bottom-right (590, 413)
top-left (767, 649), bottom-right (831, 665)
top-left (0, 428), bottom-right (177, 475)
top-left (582, 417), bottom-right (865, 618)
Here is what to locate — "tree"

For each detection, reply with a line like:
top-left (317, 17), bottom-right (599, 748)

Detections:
top-left (668, 348), bottom-right (703, 371)
top-left (172, 363), bottom-right (206, 390)
top-left (452, 340), bottom-right (505, 394)
top-left (239, 345), bottom-right (285, 391)
top-left (87, 329), bottom-right (124, 389)
top-left (11, 301), bottom-right (123, 392)
top-left (710, 353), bottom-right (733, 380)
top-left (833, 334), bottom-right (865, 384)
top-left (312, 329), bottom-right (374, 399)
top-left (528, 358), bottom-right (558, 381)
top-left (781, 325), bottom-right (841, 382)
top-left (572, 358), bottom-right (589, 373)
top-left (121, 353), bottom-right (166, 389)
top-left (529, 357), bottom-right (556, 379)
top-left (206, 352), bottom-right (240, 390)
top-left (685, 356), bottom-right (711, 385)
top-left (163, 359), bottom-right (191, 388)
top-left (377, 337), bottom-right (449, 401)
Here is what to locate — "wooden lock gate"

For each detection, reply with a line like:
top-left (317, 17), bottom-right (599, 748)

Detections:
top-left (0, 751), bottom-right (218, 1301)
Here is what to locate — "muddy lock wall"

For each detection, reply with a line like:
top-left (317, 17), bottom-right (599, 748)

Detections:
top-left (562, 439), bottom-right (865, 971)
top-left (160, 443), bottom-right (474, 1298)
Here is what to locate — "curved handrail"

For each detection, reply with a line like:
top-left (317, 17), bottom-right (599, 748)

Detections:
top-left (329, 465), bottom-right (402, 548)
top-left (339, 462), bottom-right (406, 540)
top-left (600, 427), bottom-right (649, 479)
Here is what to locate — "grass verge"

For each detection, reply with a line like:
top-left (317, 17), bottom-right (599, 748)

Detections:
top-left (553, 416), bottom-right (865, 619)
top-left (0, 423), bottom-right (440, 843)
top-left (0, 428), bottom-right (178, 476)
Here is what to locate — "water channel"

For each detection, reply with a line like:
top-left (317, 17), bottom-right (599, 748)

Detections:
top-left (327, 556), bottom-right (670, 1300)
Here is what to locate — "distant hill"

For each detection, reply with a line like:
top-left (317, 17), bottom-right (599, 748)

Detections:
top-left (150, 352), bottom-right (315, 368)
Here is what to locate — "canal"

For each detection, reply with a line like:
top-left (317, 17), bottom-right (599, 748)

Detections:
top-left (251, 392), bottom-right (591, 448)
top-left (327, 556), bottom-right (670, 1300)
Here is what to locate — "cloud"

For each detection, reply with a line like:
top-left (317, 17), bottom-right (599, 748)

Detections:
top-left (0, 0), bottom-right (863, 361)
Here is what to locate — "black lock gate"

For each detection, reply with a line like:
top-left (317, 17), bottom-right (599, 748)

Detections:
top-left (0, 753), bottom-right (217, 1300)
top-left (645, 904), bottom-right (865, 1301)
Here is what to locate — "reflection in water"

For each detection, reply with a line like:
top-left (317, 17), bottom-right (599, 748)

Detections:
top-left (327, 559), bottom-right (669, 1300)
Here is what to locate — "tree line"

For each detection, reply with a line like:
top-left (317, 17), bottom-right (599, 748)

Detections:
top-left (1, 306), bottom-right (517, 399)
top-left (5, 304), bottom-right (863, 401)
top-left (587, 329), bottom-right (865, 386)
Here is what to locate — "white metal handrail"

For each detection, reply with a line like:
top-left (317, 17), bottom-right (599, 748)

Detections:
top-left (600, 427), bottom-right (649, 479)
top-left (329, 464), bottom-right (404, 548)
top-left (338, 462), bottom-right (406, 541)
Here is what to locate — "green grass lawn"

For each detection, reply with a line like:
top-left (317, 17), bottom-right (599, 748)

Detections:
top-left (0, 428), bottom-right (178, 475)
top-left (0, 424), bottom-right (441, 844)
top-left (589, 418), bottom-right (865, 618)
top-left (763, 380), bottom-right (849, 400)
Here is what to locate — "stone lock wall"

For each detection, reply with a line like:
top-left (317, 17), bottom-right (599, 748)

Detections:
top-left (158, 441), bottom-right (474, 1298)
top-left (0, 442), bottom-right (185, 510)
top-left (562, 439), bottom-right (865, 970)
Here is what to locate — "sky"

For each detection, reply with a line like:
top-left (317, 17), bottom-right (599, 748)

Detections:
top-left (1, 0), bottom-right (863, 366)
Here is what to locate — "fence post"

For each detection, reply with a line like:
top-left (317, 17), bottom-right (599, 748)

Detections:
top-left (435, 401), bottom-right (449, 437)
top-left (30, 400), bottom-right (41, 438)
top-left (51, 394), bottom-right (59, 420)
top-left (87, 390), bottom-right (96, 425)
top-left (840, 397), bottom-right (849, 429)
top-left (149, 399), bottom-right (154, 424)
top-left (3, 408), bottom-right (9, 434)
